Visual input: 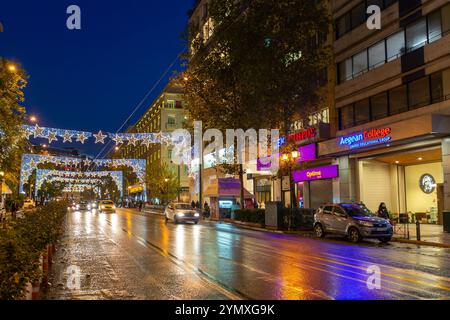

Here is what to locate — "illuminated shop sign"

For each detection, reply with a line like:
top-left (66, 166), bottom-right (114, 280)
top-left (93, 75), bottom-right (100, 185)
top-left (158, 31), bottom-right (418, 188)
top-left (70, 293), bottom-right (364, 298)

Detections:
top-left (257, 144), bottom-right (316, 171)
top-left (278, 128), bottom-right (317, 147)
top-left (339, 127), bottom-right (392, 149)
top-left (292, 165), bottom-right (339, 182)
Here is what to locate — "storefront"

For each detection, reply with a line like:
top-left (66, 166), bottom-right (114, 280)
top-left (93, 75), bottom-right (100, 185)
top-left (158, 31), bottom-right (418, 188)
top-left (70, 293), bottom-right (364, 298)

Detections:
top-left (318, 113), bottom-right (450, 225)
top-left (255, 123), bottom-right (331, 208)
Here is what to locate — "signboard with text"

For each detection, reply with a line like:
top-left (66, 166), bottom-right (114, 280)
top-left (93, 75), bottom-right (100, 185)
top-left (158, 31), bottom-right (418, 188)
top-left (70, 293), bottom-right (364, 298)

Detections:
top-left (292, 165), bottom-right (339, 182)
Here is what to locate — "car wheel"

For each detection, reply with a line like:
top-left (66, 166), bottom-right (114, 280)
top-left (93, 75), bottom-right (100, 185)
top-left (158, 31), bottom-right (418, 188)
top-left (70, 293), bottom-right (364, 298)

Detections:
top-left (194, 221), bottom-right (198, 225)
top-left (348, 227), bottom-right (361, 243)
top-left (379, 237), bottom-right (391, 243)
top-left (314, 223), bottom-right (325, 238)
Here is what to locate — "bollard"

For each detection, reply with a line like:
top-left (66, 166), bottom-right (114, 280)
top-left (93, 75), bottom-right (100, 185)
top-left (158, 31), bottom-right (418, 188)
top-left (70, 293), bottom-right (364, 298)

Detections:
top-left (416, 220), bottom-right (421, 241)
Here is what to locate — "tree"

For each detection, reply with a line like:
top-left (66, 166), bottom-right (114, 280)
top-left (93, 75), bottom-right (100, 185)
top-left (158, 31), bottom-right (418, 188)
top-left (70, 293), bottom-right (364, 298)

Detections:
top-left (97, 176), bottom-right (120, 202)
top-left (38, 181), bottom-right (66, 201)
top-left (184, 0), bottom-right (332, 208)
top-left (146, 162), bottom-right (178, 205)
top-left (0, 58), bottom-right (28, 194)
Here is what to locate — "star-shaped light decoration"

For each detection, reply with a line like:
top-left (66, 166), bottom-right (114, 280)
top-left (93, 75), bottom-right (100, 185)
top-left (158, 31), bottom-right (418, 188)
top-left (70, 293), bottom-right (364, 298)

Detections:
top-left (63, 131), bottom-right (74, 143)
top-left (33, 124), bottom-right (45, 138)
top-left (141, 135), bottom-right (152, 148)
top-left (47, 131), bottom-right (58, 144)
top-left (112, 134), bottom-right (124, 145)
top-left (76, 132), bottom-right (88, 144)
top-left (83, 159), bottom-right (92, 167)
top-left (23, 127), bottom-right (34, 139)
top-left (93, 131), bottom-right (107, 144)
top-left (128, 134), bottom-right (139, 146)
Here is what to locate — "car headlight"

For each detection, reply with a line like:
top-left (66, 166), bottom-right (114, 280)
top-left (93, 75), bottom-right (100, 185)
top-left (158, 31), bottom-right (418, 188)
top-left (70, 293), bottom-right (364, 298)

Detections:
top-left (357, 220), bottom-right (374, 227)
top-left (177, 212), bottom-right (185, 217)
top-left (87, 205), bottom-right (91, 210)
top-left (112, 206), bottom-right (116, 209)
top-left (76, 205), bottom-right (80, 209)
top-left (194, 213), bottom-right (200, 217)
top-left (101, 205), bottom-right (105, 209)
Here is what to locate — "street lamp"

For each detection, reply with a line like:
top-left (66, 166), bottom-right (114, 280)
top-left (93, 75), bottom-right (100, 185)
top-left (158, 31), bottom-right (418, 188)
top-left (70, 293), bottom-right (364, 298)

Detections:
top-left (0, 171), bottom-right (5, 214)
top-left (7, 64), bottom-right (16, 72)
top-left (30, 115), bottom-right (37, 123)
top-left (281, 150), bottom-right (300, 230)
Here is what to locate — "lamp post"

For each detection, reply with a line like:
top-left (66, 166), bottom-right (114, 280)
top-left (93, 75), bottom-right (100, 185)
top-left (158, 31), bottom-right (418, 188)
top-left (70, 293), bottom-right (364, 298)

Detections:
top-left (164, 178), bottom-right (169, 205)
top-left (281, 150), bottom-right (300, 230)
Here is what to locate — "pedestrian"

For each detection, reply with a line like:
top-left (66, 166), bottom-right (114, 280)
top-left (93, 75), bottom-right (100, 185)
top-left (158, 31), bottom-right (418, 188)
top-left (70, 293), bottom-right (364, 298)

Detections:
top-left (203, 202), bottom-right (210, 220)
top-left (377, 202), bottom-right (390, 220)
top-left (191, 200), bottom-right (196, 208)
top-left (195, 200), bottom-right (200, 209)
top-left (11, 200), bottom-right (18, 219)
top-left (139, 201), bottom-right (143, 212)
top-left (253, 199), bottom-right (258, 209)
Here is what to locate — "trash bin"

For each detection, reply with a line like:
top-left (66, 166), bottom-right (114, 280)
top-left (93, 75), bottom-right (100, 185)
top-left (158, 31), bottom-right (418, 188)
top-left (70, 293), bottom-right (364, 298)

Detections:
top-left (444, 211), bottom-right (450, 233)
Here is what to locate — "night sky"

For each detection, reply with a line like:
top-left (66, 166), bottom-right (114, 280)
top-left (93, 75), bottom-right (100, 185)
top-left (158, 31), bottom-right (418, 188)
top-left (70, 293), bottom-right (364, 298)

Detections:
top-left (0, 1), bottom-right (192, 156)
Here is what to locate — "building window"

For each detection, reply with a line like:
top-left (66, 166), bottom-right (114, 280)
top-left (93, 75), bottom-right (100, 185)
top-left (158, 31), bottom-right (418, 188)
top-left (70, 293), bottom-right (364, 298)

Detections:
top-left (167, 115), bottom-right (176, 125)
top-left (389, 85), bottom-right (408, 115)
top-left (427, 10), bottom-right (442, 43)
top-left (168, 149), bottom-right (173, 159)
top-left (354, 99), bottom-right (370, 125)
top-left (353, 51), bottom-right (368, 77)
top-left (406, 18), bottom-right (427, 52)
top-left (340, 105), bottom-right (354, 129)
top-left (351, 2), bottom-right (367, 29)
top-left (408, 77), bottom-right (430, 109)
top-left (386, 31), bottom-right (405, 62)
top-left (368, 40), bottom-right (386, 70)
top-left (370, 92), bottom-right (388, 120)
top-left (166, 100), bottom-right (175, 108)
top-left (431, 72), bottom-right (444, 103)
top-left (338, 58), bottom-right (352, 83)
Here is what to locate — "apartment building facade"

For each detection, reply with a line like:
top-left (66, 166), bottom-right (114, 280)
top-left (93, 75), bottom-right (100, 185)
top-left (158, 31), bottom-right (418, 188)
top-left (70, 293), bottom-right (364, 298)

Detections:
top-left (117, 81), bottom-right (191, 203)
top-left (309, 0), bottom-right (450, 224)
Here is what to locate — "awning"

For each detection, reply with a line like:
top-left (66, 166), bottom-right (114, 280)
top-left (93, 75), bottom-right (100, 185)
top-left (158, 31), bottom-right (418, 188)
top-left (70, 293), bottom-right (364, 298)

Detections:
top-left (1, 182), bottom-right (12, 194)
top-left (204, 178), bottom-right (255, 198)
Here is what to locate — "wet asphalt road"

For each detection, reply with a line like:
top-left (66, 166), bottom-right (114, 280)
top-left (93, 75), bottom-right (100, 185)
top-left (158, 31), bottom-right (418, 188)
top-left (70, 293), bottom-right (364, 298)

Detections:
top-left (47, 208), bottom-right (450, 300)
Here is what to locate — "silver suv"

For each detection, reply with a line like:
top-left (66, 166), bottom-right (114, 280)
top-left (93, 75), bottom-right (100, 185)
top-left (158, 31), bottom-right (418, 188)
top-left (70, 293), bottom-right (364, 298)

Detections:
top-left (314, 203), bottom-right (393, 243)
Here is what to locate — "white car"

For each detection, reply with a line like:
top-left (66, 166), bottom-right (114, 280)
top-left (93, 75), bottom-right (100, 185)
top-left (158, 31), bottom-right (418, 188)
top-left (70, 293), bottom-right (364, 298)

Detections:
top-left (98, 200), bottom-right (116, 213)
top-left (165, 202), bottom-right (200, 224)
top-left (23, 198), bottom-right (35, 209)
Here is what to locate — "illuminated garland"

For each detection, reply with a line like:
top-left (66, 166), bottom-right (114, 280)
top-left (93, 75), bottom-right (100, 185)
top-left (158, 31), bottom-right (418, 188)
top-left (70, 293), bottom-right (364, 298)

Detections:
top-left (20, 154), bottom-right (145, 195)
top-left (22, 125), bottom-right (172, 146)
top-left (34, 169), bottom-right (124, 197)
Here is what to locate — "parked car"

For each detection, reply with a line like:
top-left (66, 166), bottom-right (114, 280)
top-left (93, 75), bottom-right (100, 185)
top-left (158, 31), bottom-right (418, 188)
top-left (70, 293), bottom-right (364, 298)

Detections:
top-left (165, 202), bottom-right (200, 224)
top-left (98, 200), bottom-right (116, 213)
top-left (23, 198), bottom-right (35, 209)
top-left (314, 203), bottom-right (393, 243)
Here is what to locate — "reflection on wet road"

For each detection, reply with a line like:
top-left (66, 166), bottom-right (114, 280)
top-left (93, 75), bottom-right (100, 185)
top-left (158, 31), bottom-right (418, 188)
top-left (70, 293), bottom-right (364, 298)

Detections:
top-left (47, 208), bottom-right (450, 300)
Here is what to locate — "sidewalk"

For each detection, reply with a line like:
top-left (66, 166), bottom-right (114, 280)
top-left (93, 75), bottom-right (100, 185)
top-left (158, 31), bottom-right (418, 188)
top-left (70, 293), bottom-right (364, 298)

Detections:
top-left (392, 223), bottom-right (450, 247)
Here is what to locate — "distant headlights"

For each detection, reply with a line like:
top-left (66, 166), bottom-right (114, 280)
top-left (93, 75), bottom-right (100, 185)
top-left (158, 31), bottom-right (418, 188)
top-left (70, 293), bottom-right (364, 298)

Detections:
top-left (357, 220), bottom-right (374, 227)
top-left (177, 212), bottom-right (185, 217)
top-left (194, 213), bottom-right (200, 217)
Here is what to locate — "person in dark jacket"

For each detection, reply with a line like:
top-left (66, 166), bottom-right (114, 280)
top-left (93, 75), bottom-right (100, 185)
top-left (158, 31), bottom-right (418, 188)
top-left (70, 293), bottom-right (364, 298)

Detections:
top-left (203, 202), bottom-right (210, 220)
top-left (191, 200), bottom-right (196, 208)
top-left (195, 200), bottom-right (200, 209)
top-left (377, 202), bottom-right (390, 219)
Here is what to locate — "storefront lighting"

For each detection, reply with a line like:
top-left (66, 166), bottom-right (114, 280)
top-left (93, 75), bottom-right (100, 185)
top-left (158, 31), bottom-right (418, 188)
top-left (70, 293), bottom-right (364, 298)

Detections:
top-left (417, 157), bottom-right (423, 161)
top-left (395, 161), bottom-right (400, 164)
top-left (291, 151), bottom-right (300, 159)
top-left (282, 154), bottom-right (289, 162)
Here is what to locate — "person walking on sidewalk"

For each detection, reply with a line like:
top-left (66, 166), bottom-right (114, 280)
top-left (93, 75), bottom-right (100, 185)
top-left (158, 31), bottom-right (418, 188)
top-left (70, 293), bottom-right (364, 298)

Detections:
top-left (191, 200), bottom-right (196, 209)
top-left (11, 200), bottom-right (18, 219)
top-left (203, 202), bottom-right (210, 220)
top-left (139, 201), bottom-right (143, 212)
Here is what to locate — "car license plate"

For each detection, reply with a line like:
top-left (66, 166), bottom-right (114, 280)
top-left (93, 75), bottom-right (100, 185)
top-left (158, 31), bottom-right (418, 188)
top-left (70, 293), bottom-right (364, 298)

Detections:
top-left (376, 228), bottom-right (387, 232)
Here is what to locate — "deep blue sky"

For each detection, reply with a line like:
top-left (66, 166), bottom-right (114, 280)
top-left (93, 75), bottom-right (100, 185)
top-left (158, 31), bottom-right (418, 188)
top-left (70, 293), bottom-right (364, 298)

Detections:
top-left (0, 1), bottom-right (192, 156)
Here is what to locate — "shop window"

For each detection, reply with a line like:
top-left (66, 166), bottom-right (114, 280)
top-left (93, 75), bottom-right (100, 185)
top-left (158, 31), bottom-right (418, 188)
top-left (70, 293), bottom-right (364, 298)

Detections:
top-left (408, 77), bottom-right (430, 109)
top-left (167, 115), bottom-right (176, 125)
top-left (370, 92), bottom-right (388, 120)
top-left (354, 99), bottom-right (370, 125)
top-left (389, 85), bottom-right (408, 115)
top-left (339, 105), bottom-right (354, 129)
top-left (353, 51), bottom-right (368, 77)
top-left (368, 40), bottom-right (386, 69)
top-left (431, 72), bottom-right (444, 103)
top-left (338, 58), bottom-right (352, 83)
top-left (428, 10), bottom-right (442, 43)
top-left (406, 18), bottom-right (427, 52)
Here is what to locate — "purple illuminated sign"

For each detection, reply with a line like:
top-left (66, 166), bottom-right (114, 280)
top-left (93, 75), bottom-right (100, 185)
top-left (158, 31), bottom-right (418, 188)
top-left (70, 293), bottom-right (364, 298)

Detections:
top-left (257, 144), bottom-right (317, 171)
top-left (292, 165), bottom-right (339, 182)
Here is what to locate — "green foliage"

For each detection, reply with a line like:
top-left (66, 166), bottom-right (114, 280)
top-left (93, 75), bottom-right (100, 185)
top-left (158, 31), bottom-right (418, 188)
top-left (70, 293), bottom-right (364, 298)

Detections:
top-left (0, 58), bottom-right (28, 194)
top-left (185, 0), bottom-right (332, 132)
top-left (146, 162), bottom-right (178, 204)
top-left (96, 176), bottom-right (120, 202)
top-left (234, 209), bottom-right (265, 225)
top-left (38, 181), bottom-right (66, 201)
top-left (0, 201), bottom-right (68, 300)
